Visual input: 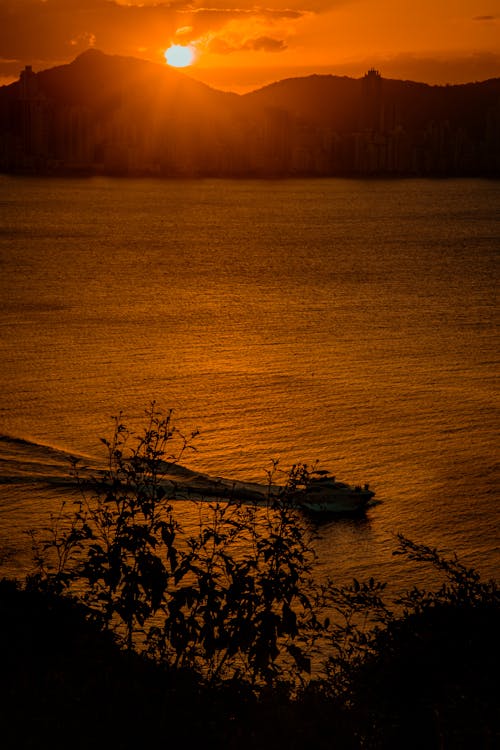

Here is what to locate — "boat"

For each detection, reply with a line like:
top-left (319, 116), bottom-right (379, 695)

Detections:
top-left (166, 464), bottom-right (377, 515)
top-left (290, 472), bottom-right (376, 515)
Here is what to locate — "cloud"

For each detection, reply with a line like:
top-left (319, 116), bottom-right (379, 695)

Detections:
top-left (188, 3), bottom-right (309, 59)
top-left (0, 0), bottom-right (310, 68)
top-left (206, 34), bottom-right (287, 54)
top-left (0, 1), bottom-right (206, 62)
top-left (175, 26), bottom-right (193, 36)
top-left (176, 1), bottom-right (331, 11)
top-left (69, 31), bottom-right (97, 48)
top-left (243, 36), bottom-right (287, 52)
top-left (186, 7), bottom-right (305, 21)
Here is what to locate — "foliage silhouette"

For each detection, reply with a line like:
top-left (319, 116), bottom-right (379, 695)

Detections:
top-left (28, 404), bottom-right (324, 690)
top-left (331, 537), bottom-right (500, 749)
top-left (24, 403), bottom-right (499, 747)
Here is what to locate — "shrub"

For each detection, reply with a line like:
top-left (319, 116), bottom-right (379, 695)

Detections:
top-left (316, 535), bottom-right (500, 748)
top-left (26, 403), bottom-right (499, 746)
top-left (28, 404), bottom-right (324, 692)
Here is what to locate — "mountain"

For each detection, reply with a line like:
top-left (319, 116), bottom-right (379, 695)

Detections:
top-left (243, 73), bottom-right (500, 135)
top-left (1, 49), bottom-right (241, 128)
top-left (1, 51), bottom-right (499, 176)
top-left (243, 75), bottom-right (365, 132)
top-left (50, 49), bottom-right (239, 114)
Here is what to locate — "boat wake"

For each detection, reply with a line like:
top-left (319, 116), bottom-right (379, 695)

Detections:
top-left (0, 434), bottom-right (377, 515)
top-left (0, 433), bottom-right (271, 503)
top-left (0, 434), bottom-right (85, 488)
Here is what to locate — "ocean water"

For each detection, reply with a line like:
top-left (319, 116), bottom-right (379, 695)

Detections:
top-left (0, 175), bottom-right (499, 589)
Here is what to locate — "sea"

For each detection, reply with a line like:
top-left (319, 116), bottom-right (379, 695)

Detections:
top-left (0, 175), bottom-right (499, 594)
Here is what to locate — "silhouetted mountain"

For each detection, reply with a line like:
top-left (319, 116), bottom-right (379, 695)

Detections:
top-left (243, 75), bottom-right (364, 132)
top-left (244, 74), bottom-right (500, 136)
top-left (2, 49), bottom-right (237, 108)
top-left (1, 49), bottom-right (241, 138)
top-left (1, 51), bottom-right (499, 176)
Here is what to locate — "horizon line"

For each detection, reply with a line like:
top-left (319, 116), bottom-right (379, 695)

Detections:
top-left (2, 49), bottom-right (500, 96)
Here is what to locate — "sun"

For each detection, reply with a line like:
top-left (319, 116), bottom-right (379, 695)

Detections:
top-left (164, 45), bottom-right (195, 68)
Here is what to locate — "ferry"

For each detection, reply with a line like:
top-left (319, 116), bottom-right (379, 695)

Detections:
top-left (290, 472), bottom-right (376, 515)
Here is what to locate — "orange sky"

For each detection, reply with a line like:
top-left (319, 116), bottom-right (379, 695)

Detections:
top-left (0, 1), bottom-right (499, 91)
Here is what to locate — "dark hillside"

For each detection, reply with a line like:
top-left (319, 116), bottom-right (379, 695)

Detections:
top-left (244, 73), bottom-right (500, 135)
top-left (1, 577), bottom-right (498, 749)
top-left (1, 52), bottom-right (499, 175)
top-left (3, 49), bottom-right (240, 118)
top-left (242, 75), bottom-right (363, 131)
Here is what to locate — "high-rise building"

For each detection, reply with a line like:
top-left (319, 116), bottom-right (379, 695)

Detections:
top-left (19, 65), bottom-right (49, 164)
top-left (361, 68), bottom-right (383, 133)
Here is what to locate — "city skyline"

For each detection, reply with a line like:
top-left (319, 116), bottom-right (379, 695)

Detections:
top-left (0, 1), bottom-right (499, 93)
top-left (2, 52), bottom-right (499, 177)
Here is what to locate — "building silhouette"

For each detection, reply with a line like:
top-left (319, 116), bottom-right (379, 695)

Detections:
top-left (0, 58), bottom-right (498, 177)
top-left (19, 65), bottom-right (49, 167)
top-left (361, 68), bottom-right (383, 133)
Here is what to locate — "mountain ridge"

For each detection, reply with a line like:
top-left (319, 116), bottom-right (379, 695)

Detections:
top-left (3, 49), bottom-right (499, 103)
top-left (1, 50), bottom-right (499, 176)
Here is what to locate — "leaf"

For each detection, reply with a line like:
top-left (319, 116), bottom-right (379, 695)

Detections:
top-left (287, 644), bottom-right (311, 674)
